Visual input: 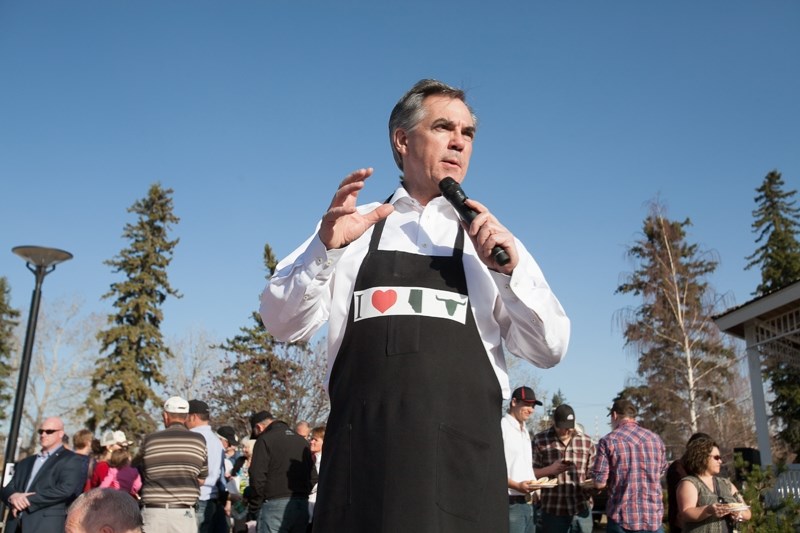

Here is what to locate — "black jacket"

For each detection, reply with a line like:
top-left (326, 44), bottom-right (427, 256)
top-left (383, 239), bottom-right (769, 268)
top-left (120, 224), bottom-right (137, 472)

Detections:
top-left (248, 420), bottom-right (313, 508)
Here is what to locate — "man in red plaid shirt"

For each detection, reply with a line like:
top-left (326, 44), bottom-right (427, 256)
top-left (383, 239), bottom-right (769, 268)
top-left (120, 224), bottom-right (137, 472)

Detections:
top-left (592, 399), bottom-right (667, 533)
top-left (532, 404), bottom-right (596, 532)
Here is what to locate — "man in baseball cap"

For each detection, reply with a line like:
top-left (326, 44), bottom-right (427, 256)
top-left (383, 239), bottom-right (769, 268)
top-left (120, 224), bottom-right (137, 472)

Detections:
top-left (163, 396), bottom-right (189, 414)
top-left (249, 411), bottom-right (273, 439)
top-left (511, 386), bottom-right (543, 407)
top-left (138, 396), bottom-right (208, 532)
top-left (533, 404), bottom-right (595, 533)
top-left (502, 386), bottom-right (542, 533)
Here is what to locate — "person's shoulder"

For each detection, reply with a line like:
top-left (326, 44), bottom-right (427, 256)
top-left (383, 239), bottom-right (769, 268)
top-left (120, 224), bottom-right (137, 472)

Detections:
top-left (531, 427), bottom-right (552, 442)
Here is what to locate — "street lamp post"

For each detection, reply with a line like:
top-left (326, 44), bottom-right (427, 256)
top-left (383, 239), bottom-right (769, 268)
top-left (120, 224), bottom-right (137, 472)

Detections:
top-left (2, 246), bottom-right (72, 478)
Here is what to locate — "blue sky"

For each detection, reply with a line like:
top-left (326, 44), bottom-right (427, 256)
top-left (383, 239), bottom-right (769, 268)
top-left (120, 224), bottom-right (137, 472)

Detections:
top-left (1, 2), bottom-right (798, 438)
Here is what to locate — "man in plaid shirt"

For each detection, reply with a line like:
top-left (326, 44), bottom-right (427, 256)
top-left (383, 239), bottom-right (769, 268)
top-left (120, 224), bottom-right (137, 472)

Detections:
top-left (532, 404), bottom-right (596, 532)
top-left (592, 399), bottom-right (667, 533)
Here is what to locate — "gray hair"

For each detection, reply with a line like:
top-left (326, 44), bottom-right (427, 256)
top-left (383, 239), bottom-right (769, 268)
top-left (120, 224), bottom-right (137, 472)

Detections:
top-left (388, 79), bottom-right (477, 171)
top-left (67, 488), bottom-right (143, 533)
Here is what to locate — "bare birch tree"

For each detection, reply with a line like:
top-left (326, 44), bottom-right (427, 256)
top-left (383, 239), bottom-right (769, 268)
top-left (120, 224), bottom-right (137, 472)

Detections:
top-left (615, 201), bottom-right (740, 454)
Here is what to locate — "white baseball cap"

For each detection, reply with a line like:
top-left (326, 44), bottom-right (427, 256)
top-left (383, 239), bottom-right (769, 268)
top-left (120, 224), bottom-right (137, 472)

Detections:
top-left (100, 430), bottom-right (132, 447)
top-left (164, 396), bottom-right (189, 413)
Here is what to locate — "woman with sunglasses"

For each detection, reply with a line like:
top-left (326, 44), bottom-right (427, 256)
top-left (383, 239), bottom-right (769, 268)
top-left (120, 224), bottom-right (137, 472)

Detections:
top-left (676, 437), bottom-right (751, 532)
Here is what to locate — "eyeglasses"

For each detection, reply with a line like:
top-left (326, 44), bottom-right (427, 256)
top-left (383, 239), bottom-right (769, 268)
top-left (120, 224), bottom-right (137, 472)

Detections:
top-left (710, 455), bottom-right (722, 461)
top-left (37, 429), bottom-right (60, 435)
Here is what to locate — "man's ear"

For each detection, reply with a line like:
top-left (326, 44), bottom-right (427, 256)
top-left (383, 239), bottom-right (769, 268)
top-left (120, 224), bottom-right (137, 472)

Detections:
top-left (393, 128), bottom-right (409, 157)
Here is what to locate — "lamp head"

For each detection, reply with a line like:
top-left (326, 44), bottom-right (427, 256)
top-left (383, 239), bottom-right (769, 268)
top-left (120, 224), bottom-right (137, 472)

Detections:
top-left (12, 246), bottom-right (73, 268)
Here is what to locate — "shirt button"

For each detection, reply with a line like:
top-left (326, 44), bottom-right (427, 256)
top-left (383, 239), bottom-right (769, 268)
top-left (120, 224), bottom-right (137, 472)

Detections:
top-left (421, 243), bottom-right (428, 248)
top-left (315, 257), bottom-right (323, 265)
top-left (303, 294), bottom-right (311, 301)
top-left (324, 260), bottom-right (333, 267)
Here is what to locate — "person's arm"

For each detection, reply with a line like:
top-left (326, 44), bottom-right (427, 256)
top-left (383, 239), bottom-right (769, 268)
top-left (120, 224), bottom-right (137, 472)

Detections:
top-left (90, 460), bottom-right (109, 488)
top-left (533, 460), bottom-right (570, 479)
top-left (677, 479), bottom-right (730, 523)
top-left (728, 481), bottom-right (752, 522)
top-left (26, 454), bottom-right (86, 512)
top-left (260, 169), bottom-right (393, 343)
top-left (248, 439), bottom-right (270, 506)
top-left (485, 240), bottom-right (570, 370)
top-left (508, 479), bottom-right (534, 493)
top-left (259, 232), bottom-right (341, 343)
top-left (591, 440), bottom-right (609, 490)
top-left (131, 469), bottom-right (143, 497)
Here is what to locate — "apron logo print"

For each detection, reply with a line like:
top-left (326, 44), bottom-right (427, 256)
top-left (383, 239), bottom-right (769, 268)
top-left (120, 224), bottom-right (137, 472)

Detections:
top-left (353, 286), bottom-right (468, 324)
top-left (372, 290), bottom-right (397, 313)
top-left (435, 295), bottom-right (468, 316)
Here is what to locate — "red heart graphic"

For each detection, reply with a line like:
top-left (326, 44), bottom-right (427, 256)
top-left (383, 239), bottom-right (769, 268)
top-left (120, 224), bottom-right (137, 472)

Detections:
top-left (372, 290), bottom-right (397, 314)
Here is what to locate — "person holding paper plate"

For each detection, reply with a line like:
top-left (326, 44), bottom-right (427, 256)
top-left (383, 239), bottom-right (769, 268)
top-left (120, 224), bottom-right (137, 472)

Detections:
top-left (676, 437), bottom-right (751, 532)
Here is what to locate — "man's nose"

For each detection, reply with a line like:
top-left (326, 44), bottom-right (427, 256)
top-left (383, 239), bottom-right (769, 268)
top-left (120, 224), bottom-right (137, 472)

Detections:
top-left (449, 131), bottom-right (466, 151)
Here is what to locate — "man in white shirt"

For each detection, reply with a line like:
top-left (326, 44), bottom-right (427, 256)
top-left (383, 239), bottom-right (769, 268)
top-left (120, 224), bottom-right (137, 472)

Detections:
top-left (502, 386), bottom-right (541, 533)
top-left (186, 400), bottom-right (227, 533)
top-left (260, 79), bottom-right (570, 533)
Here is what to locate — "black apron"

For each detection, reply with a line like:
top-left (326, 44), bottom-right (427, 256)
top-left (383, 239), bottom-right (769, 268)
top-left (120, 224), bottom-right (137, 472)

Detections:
top-left (313, 215), bottom-right (508, 533)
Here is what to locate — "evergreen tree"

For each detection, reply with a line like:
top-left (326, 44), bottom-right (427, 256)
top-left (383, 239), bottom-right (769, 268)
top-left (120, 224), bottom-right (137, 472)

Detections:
top-left (616, 202), bottom-right (738, 454)
top-left (84, 183), bottom-right (180, 440)
top-left (745, 170), bottom-right (800, 457)
top-left (0, 276), bottom-right (21, 420)
top-left (208, 244), bottom-right (329, 436)
top-left (745, 170), bottom-right (800, 295)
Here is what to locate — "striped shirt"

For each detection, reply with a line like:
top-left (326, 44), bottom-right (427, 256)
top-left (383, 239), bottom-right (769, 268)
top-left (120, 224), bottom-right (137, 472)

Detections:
top-left (592, 419), bottom-right (667, 531)
top-left (140, 423), bottom-right (208, 506)
top-left (532, 427), bottom-right (595, 516)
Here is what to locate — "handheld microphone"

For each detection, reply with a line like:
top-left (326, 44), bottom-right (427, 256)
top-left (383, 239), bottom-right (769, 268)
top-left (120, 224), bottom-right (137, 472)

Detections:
top-left (439, 177), bottom-right (511, 266)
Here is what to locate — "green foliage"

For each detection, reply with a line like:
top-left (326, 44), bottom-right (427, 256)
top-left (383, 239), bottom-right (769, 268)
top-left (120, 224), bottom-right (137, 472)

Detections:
top-left (208, 243), bottom-right (329, 436)
top-left (616, 201), bottom-right (737, 452)
top-left (734, 454), bottom-right (800, 532)
top-left (745, 170), bottom-right (800, 458)
top-left (745, 170), bottom-right (800, 296)
top-left (84, 183), bottom-right (180, 441)
top-left (0, 276), bottom-right (21, 419)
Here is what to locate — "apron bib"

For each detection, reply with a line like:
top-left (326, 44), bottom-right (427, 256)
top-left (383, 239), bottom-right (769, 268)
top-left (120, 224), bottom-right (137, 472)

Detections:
top-left (313, 215), bottom-right (508, 533)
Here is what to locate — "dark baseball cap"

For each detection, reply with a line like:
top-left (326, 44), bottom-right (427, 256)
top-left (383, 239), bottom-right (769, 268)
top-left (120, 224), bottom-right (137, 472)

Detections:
top-left (216, 426), bottom-right (239, 447)
top-left (553, 404), bottom-right (576, 429)
top-left (249, 411), bottom-right (274, 438)
top-left (188, 400), bottom-right (210, 415)
top-left (511, 386), bottom-right (542, 406)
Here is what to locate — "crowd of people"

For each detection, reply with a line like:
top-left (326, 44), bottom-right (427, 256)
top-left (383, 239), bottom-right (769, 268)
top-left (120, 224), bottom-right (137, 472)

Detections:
top-left (0, 400), bottom-right (325, 533)
top-left (501, 389), bottom-right (752, 533)
top-left (0, 392), bottom-right (754, 533)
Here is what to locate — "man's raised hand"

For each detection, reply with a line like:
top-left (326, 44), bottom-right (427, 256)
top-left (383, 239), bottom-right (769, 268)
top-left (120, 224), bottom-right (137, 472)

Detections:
top-left (319, 168), bottom-right (394, 250)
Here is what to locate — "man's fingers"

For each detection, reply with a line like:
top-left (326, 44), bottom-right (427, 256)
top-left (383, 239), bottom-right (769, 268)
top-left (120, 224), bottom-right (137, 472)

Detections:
top-left (336, 167), bottom-right (374, 190)
top-left (362, 203), bottom-right (395, 226)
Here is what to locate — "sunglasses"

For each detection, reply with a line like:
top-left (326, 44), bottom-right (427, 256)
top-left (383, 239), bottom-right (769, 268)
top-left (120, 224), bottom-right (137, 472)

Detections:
top-left (37, 429), bottom-right (60, 435)
top-left (710, 455), bottom-right (722, 461)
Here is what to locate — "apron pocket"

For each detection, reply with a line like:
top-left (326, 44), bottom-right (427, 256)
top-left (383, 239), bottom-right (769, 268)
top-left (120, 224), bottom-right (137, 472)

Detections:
top-left (435, 423), bottom-right (489, 522)
top-left (386, 316), bottom-right (420, 356)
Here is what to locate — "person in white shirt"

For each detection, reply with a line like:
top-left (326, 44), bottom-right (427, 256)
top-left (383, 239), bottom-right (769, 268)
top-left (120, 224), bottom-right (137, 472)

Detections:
top-left (260, 78), bottom-right (570, 533)
top-left (186, 400), bottom-right (227, 533)
top-left (502, 387), bottom-right (541, 533)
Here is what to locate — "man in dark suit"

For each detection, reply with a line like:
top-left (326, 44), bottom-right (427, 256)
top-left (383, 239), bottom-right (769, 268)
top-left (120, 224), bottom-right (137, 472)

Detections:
top-left (1, 416), bottom-right (87, 533)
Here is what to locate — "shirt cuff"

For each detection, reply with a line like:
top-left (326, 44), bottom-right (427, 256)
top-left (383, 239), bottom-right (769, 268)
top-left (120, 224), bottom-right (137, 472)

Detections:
top-left (303, 234), bottom-right (345, 280)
